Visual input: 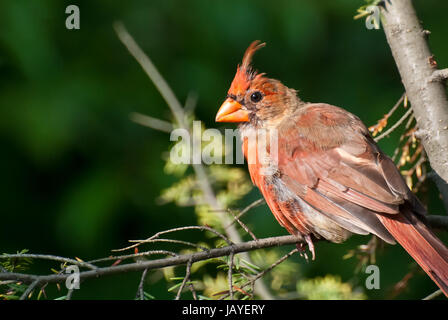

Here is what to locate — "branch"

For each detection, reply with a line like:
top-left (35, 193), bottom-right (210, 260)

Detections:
top-left (114, 225), bottom-right (231, 252)
top-left (0, 253), bottom-right (97, 270)
top-left (0, 235), bottom-right (303, 285)
top-left (129, 112), bottom-right (173, 133)
top-left (380, 0), bottom-right (448, 184)
top-left (429, 68), bottom-right (448, 83)
top-left (225, 198), bottom-right (265, 229)
top-left (423, 289), bottom-right (443, 300)
top-left (19, 279), bottom-right (40, 300)
top-left (374, 107), bottom-right (413, 142)
top-left (175, 258), bottom-right (192, 300)
top-left (135, 268), bottom-right (149, 300)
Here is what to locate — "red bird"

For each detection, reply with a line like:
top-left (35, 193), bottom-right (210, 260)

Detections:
top-left (216, 41), bottom-right (448, 296)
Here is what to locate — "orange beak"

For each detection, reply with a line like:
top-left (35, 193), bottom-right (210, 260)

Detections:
top-left (215, 98), bottom-right (250, 123)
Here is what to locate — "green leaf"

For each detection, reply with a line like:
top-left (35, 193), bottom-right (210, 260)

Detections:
top-left (240, 259), bottom-right (261, 272)
top-left (144, 292), bottom-right (155, 300)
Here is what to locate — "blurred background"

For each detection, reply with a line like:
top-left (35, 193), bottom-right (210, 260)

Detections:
top-left (0, 0), bottom-right (447, 299)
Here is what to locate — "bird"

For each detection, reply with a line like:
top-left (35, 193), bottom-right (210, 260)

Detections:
top-left (215, 40), bottom-right (448, 296)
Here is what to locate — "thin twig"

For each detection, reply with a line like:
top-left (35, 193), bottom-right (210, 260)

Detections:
top-left (19, 279), bottom-right (40, 300)
top-left (388, 93), bottom-right (406, 116)
top-left (88, 250), bottom-right (177, 265)
top-left (141, 225), bottom-right (231, 244)
top-left (374, 107), bottom-right (414, 142)
top-left (114, 22), bottom-right (187, 128)
top-left (246, 248), bottom-right (299, 290)
top-left (136, 268), bottom-right (149, 300)
top-left (369, 93), bottom-right (405, 136)
top-left (130, 112), bottom-right (173, 133)
top-left (392, 130), bottom-right (414, 162)
top-left (0, 253), bottom-right (97, 270)
top-left (405, 112), bottom-right (415, 129)
top-left (188, 282), bottom-right (198, 300)
top-left (225, 198), bottom-right (265, 229)
top-left (228, 251), bottom-right (234, 300)
top-left (383, 93), bottom-right (406, 120)
top-left (129, 238), bottom-right (209, 251)
top-left (423, 289), bottom-right (443, 300)
top-left (226, 210), bottom-right (258, 241)
top-left (184, 91), bottom-right (198, 115)
top-left (114, 225), bottom-right (232, 252)
top-left (175, 258), bottom-right (193, 300)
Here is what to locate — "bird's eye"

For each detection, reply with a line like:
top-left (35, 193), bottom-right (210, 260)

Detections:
top-left (250, 91), bottom-right (263, 103)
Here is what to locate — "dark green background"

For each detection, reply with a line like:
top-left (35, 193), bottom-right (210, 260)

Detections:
top-left (1, 0), bottom-right (447, 299)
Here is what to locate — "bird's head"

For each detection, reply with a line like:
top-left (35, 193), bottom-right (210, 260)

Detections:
top-left (215, 41), bottom-right (301, 128)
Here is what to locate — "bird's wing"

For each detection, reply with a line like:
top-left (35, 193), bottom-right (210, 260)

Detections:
top-left (272, 103), bottom-right (424, 243)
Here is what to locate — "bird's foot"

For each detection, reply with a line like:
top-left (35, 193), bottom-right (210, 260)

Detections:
top-left (296, 242), bottom-right (309, 262)
top-left (304, 234), bottom-right (316, 261)
top-left (295, 235), bottom-right (315, 261)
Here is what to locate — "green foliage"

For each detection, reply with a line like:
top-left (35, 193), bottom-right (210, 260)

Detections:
top-left (354, 0), bottom-right (383, 18)
top-left (211, 166), bottom-right (253, 208)
top-left (143, 291), bottom-right (155, 300)
top-left (159, 124), bottom-right (252, 231)
top-left (0, 282), bottom-right (27, 300)
top-left (297, 275), bottom-right (366, 300)
top-left (251, 249), bottom-right (301, 293)
top-left (159, 175), bottom-right (198, 207)
top-left (1, 249), bottom-right (32, 272)
top-left (0, 249), bottom-right (32, 300)
top-left (168, 278), bottom-right (198, 293)
top-left (202, 272), bottom-right (229, 298)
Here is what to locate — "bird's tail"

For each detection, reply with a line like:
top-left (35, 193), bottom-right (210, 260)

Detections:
top-left (377, 208), bottom-right (448, 297)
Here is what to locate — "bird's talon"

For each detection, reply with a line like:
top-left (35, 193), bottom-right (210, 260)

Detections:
top-left (305, 235), bottom-right (316, 261)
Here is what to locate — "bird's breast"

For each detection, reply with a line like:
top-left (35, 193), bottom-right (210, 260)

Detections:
top-left (239, 126), bottom-right (280, 188)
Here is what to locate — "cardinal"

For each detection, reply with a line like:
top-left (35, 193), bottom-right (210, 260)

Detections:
top-left (215, 41), bottom-right (448, 296)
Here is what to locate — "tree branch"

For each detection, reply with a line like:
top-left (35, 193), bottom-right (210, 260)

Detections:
top-left (0, 235), bottom-right (303, 285)
top-left (423, 289), bottom-right (443, 300)
top-left (429, 68), bottom-right (448, 83)
top-left (129, 112), bottom-right (173, 133)
top-left (19, 279), bottom-right (40, 300)
top-left (374, 106), bottom-right (413, 142)
top-left (0, 253), bottom-right (97, 270)
top-left (175, 258), bottom-right (192, 300)
top-left (380, 0), bottom-right (448, 184)
top-left (135, 268), bottom-right (149, 300)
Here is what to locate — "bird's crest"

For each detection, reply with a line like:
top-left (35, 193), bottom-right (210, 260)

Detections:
top-left (229, 41), bottom-right (266, 95)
